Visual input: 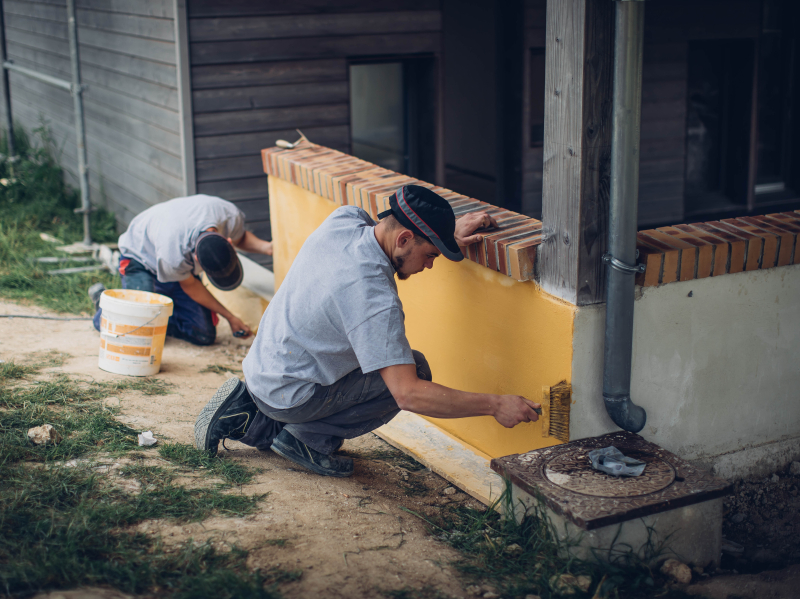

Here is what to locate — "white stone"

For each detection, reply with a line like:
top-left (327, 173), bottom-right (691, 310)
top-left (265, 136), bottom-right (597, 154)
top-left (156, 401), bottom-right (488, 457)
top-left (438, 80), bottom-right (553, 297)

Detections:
top-left (137, 431), bottom-right (157, 446)
top-left (443, 486), bottom-right (457, 495)
top-left (27, 424), bottom-right (62, 446)
top-left (661, 558), bottom-right (692, 584)
top-left (549, 574), bottom-right (591, 595)
top-left (790, 461), bottom-right (800, 476)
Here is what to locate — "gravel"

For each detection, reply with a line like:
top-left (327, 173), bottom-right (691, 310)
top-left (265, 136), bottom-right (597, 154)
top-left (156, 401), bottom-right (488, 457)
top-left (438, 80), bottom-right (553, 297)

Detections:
top-left (722, 462), bottom-right (800, 572)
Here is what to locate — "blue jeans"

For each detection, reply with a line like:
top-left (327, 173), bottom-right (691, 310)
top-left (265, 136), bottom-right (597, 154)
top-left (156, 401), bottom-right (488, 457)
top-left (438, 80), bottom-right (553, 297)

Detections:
top-left (93, 257), bottom-right (217, 346)
top-left (240, 350), bottom-right (432, 455)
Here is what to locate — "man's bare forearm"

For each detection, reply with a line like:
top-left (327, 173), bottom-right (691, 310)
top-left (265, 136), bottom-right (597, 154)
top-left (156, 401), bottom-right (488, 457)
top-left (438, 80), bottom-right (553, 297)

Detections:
top-left (397, 379), bottom-right (496, 419)
top-left (379, 363), bottom-right (539, 428)
top-left (234, 230), bottom-right (273, 254)
top-left (179, 277), bottom-right (233, 320)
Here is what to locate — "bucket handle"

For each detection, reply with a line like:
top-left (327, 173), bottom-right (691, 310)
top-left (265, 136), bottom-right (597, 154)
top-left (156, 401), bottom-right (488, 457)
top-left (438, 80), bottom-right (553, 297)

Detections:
top-left (106, 310), bottom-right (163, 339)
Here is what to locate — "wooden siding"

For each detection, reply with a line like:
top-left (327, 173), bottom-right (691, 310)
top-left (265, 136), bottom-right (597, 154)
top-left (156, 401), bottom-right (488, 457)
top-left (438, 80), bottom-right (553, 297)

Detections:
top-left (187, 0), bottom-right (443, 257)
top-left (0, 0), bottom-right (183, 226)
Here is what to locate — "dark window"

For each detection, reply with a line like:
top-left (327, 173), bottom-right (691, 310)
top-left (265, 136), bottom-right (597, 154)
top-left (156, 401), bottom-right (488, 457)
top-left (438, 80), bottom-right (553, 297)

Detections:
top-left (529, 49), bottom-right (546, 147)
top-left (349, 58), bottom-right (437, 181)
top-left (684, 40), bottom-right (754, 217)
top-left (754, 0), bottom-right (795, 198)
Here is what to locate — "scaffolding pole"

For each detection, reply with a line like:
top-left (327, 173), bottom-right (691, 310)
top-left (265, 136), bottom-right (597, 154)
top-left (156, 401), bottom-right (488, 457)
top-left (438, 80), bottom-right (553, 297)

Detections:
top-left (0, 0), bottom-right (92, 246)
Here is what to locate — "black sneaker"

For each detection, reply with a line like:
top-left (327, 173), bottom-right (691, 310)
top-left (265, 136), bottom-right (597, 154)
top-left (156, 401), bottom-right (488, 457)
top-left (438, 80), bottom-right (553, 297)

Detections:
top-left (194, 377), bottom-right (259, 455)
top-left (88, 282), bottom-right (106, 312)
top-left (270, 429), bottom-right (353, 477)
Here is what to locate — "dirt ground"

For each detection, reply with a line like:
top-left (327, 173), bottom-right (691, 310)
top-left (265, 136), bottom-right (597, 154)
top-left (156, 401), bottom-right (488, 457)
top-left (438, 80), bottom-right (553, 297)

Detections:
top-left (2, 298), bottom-right (798, 599)
top-left (0, 300), bottom-right (480, 599)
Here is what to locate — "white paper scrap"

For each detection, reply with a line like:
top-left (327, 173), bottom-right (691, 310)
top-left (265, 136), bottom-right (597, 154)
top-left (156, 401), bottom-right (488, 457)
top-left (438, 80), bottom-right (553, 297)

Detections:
top-left (137, 431), bottom-right (157, 447)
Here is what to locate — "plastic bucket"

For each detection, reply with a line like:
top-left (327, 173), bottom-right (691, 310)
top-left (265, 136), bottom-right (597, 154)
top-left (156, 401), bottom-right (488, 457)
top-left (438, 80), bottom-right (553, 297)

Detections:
top-left (98, 289), bottom-right (174, 376)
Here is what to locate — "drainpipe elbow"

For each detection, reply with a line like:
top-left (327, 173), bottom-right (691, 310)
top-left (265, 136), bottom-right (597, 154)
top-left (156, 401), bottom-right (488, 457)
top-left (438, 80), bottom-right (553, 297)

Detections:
top-left (603, 394), bottom-right (646, 433)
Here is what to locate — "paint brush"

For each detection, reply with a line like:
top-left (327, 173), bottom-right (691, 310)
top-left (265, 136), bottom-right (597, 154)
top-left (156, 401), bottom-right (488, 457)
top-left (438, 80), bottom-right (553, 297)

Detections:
top-left (541, 381), bottom-right (571, 442)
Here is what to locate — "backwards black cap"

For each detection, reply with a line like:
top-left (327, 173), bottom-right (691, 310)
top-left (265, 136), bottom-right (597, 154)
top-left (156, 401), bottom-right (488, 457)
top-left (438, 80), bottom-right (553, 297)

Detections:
top-left (195, 231), bottom-right (243, 291)
top-left (377, 185), bottom-right (463, 262)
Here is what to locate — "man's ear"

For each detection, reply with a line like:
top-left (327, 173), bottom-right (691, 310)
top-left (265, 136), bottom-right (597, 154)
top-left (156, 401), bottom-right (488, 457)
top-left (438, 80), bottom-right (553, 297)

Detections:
top-left (395, 228), bottom-right (414, 249)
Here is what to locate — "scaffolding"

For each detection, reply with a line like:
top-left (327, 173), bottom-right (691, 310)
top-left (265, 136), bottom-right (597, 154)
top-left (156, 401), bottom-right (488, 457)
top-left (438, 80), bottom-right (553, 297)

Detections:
top-left (0, 0), bottom-right (92, 246)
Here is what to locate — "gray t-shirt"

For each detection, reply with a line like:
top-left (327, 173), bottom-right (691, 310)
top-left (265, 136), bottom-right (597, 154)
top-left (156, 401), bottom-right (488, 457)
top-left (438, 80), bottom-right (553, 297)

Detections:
top-left (243, 206), bottom-right (414, 409)
top-left (118, 195), bottom-right (245, 283)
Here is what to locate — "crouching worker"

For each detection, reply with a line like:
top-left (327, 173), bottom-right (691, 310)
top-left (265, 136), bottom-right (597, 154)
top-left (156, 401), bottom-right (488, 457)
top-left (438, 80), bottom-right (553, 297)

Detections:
top-left (89, 194), bottom-right (273, 346)
top-left (194, 185), bottom-right (540, 477)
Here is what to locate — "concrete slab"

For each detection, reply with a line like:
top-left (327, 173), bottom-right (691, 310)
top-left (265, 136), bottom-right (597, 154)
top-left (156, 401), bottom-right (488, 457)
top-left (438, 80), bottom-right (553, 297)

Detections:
top-left (376, 411), bottom-right (504, 506)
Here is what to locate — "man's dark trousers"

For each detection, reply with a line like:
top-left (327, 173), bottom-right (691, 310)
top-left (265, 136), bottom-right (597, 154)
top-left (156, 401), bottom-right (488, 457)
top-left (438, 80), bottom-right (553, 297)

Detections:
top-left (92, 257), bottom-right (218, 346)
top-left (240, 351), bottom-right (432, 455)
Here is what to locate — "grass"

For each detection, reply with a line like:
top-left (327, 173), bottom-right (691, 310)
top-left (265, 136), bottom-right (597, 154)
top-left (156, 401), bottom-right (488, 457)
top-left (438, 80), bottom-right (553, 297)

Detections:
top-left (159, 442), bottom-right (259, 486)
top-left (0, 124), bottom-right (120, 314)
top-left (0, 356), bottom-right (289, 598)
top-left (417, 486), bottom-right (698, 599)
top-left (201, 364), bottom-right (243, 375)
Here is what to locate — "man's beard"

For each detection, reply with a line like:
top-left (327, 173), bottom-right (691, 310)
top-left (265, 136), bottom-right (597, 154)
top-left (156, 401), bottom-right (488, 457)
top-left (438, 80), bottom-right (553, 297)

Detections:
top-left (392, 253), bottom-right (411, 280)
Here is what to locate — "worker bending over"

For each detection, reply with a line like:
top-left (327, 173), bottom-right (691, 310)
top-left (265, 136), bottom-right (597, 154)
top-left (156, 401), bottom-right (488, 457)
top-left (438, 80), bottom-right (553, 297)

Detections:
top-left (194, 185), bottom-right (540, 477)
top-left (90, 194), bottom-right (272, 345)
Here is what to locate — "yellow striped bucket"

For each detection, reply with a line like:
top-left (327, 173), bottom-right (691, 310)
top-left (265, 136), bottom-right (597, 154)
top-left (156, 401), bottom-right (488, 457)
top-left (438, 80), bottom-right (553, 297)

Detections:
top-left (98, 289), bottom-right (174, 376)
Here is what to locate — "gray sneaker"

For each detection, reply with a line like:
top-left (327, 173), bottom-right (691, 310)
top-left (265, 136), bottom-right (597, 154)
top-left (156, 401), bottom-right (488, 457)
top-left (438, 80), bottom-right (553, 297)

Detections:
top-left (194, 377), bottom-right (260, 455)
top-left (270, 429), bottom-right (354, 477)
top-left (88, 282), bottom-right (106, 312)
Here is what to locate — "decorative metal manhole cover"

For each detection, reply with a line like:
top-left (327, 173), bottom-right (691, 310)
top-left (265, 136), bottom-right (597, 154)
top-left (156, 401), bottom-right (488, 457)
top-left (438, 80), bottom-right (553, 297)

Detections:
top-left (544, 447), bottom-right (675, 497)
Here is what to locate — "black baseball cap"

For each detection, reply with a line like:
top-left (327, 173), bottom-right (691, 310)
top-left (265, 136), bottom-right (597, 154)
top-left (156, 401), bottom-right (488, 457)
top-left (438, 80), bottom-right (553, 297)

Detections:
top-left (195, 231), bottom-right (243, 291)
top-left (377, 185), bottom-right (464, 262)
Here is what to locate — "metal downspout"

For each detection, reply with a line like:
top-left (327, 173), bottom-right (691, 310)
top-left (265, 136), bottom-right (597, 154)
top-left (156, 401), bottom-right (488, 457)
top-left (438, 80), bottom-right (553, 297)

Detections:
top-left (602, 0), bottom-right (647, 433)
top-left (66, 0), bottom-right (91, 247)
top-left (0, 0), bottom-right (14, 172)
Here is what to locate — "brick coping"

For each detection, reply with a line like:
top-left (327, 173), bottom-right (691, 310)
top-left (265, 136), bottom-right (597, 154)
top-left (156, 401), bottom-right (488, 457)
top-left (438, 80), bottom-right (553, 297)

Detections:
top-left (262, 143), bottom-right (541, 281)
top-left (262, 142), bottom-right (800, 287)
top-left (636, 213), bottom-right (800, 286)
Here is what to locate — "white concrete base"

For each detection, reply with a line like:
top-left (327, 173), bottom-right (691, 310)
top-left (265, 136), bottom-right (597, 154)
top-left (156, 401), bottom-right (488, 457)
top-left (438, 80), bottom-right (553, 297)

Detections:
top-left (376, 411), bottom-right (504, 506)
top-left (508, 485), bottom-right (724, 568)
top-left (706, 435), bottom-right (800, 481)
top-left (570, 265), bottom-right (800, 481)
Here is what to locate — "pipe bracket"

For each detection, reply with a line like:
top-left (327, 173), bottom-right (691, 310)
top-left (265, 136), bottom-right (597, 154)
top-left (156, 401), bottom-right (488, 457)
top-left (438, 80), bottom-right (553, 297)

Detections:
top-left (603, 253), bottom-right (645, 274)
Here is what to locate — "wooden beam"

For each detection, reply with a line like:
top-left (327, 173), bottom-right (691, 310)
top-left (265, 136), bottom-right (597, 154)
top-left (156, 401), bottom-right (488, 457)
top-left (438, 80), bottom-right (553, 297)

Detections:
top-left (537, 0), bottom-right (614, 305)
top-left (174, 0), bottom-right (196, 195)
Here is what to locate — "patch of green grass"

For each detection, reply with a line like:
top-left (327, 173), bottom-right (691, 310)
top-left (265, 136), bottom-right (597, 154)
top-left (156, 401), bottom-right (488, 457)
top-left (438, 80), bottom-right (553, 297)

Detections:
top-left (0, 462), bottom-right (277, 598)
top-left (382, 586), bottom-right (451, 599)
top-left (201, 364), bottom-right (243, 375)
top-left (360, 447), bottom-right (428, 472)
top-left (0, 361), bottom-right (36, 382)
top-left (159, 442), bottom-right (259, 487)
top-left (0, 370), bottom-right (172, 409)
top-left (0, 124), bottom-right (120, 314)
top-left (0, 360), bottom-right (283, 598)
top-left (417, 483), bottom-right (694, 599)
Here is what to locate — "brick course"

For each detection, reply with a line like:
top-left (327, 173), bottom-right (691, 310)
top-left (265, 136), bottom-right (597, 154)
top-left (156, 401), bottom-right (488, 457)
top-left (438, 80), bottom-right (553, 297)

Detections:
top-left (263, 143), bottom-right (544, 281)
top-left (262, 143), bottom-right (800, 287)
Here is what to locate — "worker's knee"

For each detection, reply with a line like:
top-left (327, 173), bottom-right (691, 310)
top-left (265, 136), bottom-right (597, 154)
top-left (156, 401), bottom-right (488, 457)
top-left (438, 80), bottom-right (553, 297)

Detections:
top-left (412, 349), bottom-right (432, 382)
top-left (190, 329), bottom-right (216, 346)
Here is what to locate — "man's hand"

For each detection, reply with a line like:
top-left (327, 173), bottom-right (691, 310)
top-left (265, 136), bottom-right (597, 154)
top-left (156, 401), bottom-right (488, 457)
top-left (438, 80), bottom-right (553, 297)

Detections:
top-left (492, 395), bottom-right (541, 428)
top-left (454, 211), bottom-right (499, 247)
top-left (226, 315), bottom-right (251, 338)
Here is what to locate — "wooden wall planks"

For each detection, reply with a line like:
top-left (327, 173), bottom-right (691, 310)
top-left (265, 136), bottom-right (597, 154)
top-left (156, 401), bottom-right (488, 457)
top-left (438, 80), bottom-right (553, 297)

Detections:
top-left (188, 0), bottom-right (444, 253)
top-left (0, 0), bottom-right (183, 228)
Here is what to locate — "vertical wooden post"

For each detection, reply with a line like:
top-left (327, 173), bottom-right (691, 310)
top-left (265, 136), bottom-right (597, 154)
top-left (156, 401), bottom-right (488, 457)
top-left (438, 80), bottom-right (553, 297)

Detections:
top-left (174, 0), bottom-right (196, 196)
top-left (538, 0), bottom-right (614, 305)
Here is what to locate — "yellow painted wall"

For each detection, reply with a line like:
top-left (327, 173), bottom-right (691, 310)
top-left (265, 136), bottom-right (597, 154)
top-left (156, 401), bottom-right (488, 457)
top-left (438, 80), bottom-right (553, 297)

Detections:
top-left (268, 177), bottom-right (575, 458)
